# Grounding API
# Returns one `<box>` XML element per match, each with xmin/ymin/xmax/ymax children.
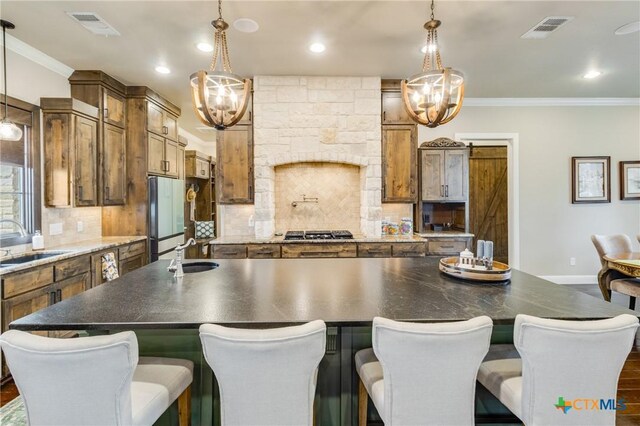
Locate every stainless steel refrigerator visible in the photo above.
<box><xmin>148</xmin><ymin>176</ymin><xmax>185</xmax><ymax>262</ymax></box>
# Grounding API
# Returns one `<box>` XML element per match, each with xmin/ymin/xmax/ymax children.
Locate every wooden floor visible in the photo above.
<box><xmin>1</xmin><ymin>284</ymin><xmax>640</xmax><ymax>424</ymax></box>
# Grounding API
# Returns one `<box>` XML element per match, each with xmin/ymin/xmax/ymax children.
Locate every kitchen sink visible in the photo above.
<box><xmin>181</xmin><ymin>262</ymin><xmax>219</xmax><ymax>273</ymax></box>
<box><xmin>1</xmin><ymin>251</ymin><xmax>73</xmax><ymax>265</ymax></box>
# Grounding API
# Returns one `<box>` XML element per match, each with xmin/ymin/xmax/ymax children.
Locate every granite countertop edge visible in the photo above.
<box><xmin>0</xmin><ymin>236</ymin><xmax>147</xmax><ymax>276</ymax></box>
<box><xmin>210</xmin><ymin>232</ymin><xmax>473</xmax><ymax>245</ymax></box>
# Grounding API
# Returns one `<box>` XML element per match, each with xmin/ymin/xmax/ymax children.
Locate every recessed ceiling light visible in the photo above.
<box><xmin>309</xmin><ymin>42</ymin><xmax>326</xmax><ymax>53</ymax></box>
<box><xmin>155</xmin><ymin>65</ymin><xmax>171</xmax><ymax>74</ymax></box>
<box><xmin>233</xmin><ymin>18</ymin><xmax>259</xmax><ymax>33</ymax></box>
<box><xmin>197</xmin><ymin>42</ymin><xmax>214</xmax><ymax>52</ymax></box>
<box><xmin>615</xmin><ymin>21</ymin><xmax>640</xmax><ymax>35</ymax></box>
<box><xmin>583</xmin><ymin>70</ymin><xmax>601</xmax><ymax>79</ymax></box>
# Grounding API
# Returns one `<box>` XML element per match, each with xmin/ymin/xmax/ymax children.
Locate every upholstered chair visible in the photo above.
<box><xmin>199</xmin><ymin>320</ymin><xmax>326</xmax><ymax>426</ymax></box>
<box><xmin>591</xmin><ymin>234</ymin><xmax>639</xmax><ymax>307</ymax></box>
<box><xmin>355</xmin><ymin>316</ymin><xmax>493</xmax><ymax>426</ymax></box>
<box><xmin>478</xmin><ymin>314</ymin><xmax>638</xmax><ymax>426</ymax></box>
<box><xmin>0</xmin><ymin>330</ymin><xmax>193</xmax><ymax>426</ymax></box>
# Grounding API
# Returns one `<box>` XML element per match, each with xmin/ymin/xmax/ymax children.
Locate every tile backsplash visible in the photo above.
<box><xmin>275</xmin><ymin>162</ymin><xmax>361</xmax><ymax>233</ymax></box>
<box><xmin>42</xmin><ymin>207</ymin><xmax>102</xmax><ymax>246</ymax></box>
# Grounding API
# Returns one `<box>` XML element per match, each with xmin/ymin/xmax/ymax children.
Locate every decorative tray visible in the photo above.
<box><xmin>439</xmin><ymin>257</ymin><xmax>511</xmax><ymax>283</ymax></box>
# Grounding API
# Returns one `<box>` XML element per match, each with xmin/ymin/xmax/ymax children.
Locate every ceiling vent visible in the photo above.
<box><xmin>521</xmin><ymin>16</ymin><xmax>574</xmax><ymax>39</ymax></box>
<box><xmin>66</xmin><ymin>12</ymin><xmax>120</xmax><ymax>36</ymax></box>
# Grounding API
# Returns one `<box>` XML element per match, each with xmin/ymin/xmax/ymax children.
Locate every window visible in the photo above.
<box><xmin>0</xmin><ymin>97</ymin><xmax>41</xmax><ymax>247</ymax></box>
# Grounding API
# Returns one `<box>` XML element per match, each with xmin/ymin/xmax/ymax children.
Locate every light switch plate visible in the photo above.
<box><xmin>49</xmin><ymin>223</ymin><xmax>63</xmax><ymax>235</ymax></box>
<box><xmin>77</xmin><ymin>221</ymin><xmax>84</xmax><ymax>232</ymax></box>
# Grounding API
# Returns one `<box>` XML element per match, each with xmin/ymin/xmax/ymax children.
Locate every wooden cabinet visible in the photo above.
<box><xmin>382</xmin><ymin>91</ymin><xmax>413</xmax><ymax>125</ymax></box>
<box><xmin>391</xmin><ymin>242</ymin><xmax>426</xmax><ymax>257</ymax></box>
<box><xmin>146</xmin><ymin>101</ymin><xmax>180</xmax><ymax>177</ymax></box>
<box><xmin>103</xmin><ymin>89</ymin><xmax>126</xmax><ymax>128</ymax></box>
<box><xmin>103</xmin><ymin>124</ymin><xmax>127</xmax><ymax>204</ymax></box>
<box><xmin>177</xmin><ymin>144</ymin><xmax>185</xmax><ymax>180</ymax></box>
<box><xmin>281</xmin><ymin>244</ymin><xmax>357</xmax><ymax>258</ymax></box>
<box><xmin>217</xmin><ymin>126</ymin><xmax>254</xmax><ymax>203</ymax></box>
<box><xmin>357</xmin><ymin>243</ymin><xmax>392</xmax><ymax>258</ymax></box>
<box><xmin>426</xmin><ymin>237</ymin><xmax>471</xmax><ymax>255</ymax></box>
<box><xmin>382</xmin><ymin>126</ymin><xmax>417</xmax><ymax>202</ymax></box>
<box><xmin>421</xmin><ymin>148</ymin><xmax>469</xmax><ymax>202</ymax></box>
<box><xmin>212</xmin><ymin>244</ymin><xmax>248</xmax><ymax>259</ymax></box>
<box><xmin>247</xmin><ymin>245</ymin><xmax>281</xmax><ymax>259</ymax></box>
<box><xmin>237</xmin><ymin>93</ymin><xmax>253</xmax><ymax>125</ymax></box>
<box><xmin>54</xmin><ymin>255</ymin><xmax>90</xmax><ymax>282</ymax></box>
<box><xmin>118</xmin><ymin>240</ymin><xmax>147</xmax><ymax>274</ymax></box>
<box><xmin>69</xmin><ymin>71</ymin><xmax>127</xmax><ymax>206</ymax></box>
<box><xmin>186</xmin><ymin>150</ymin><xmax>211</xmax><ymax>179</ymax></box>
<box><xmin>42</xmin><ymin>98</ymin><xmax>99</xmax><ymax>207</ymax></box>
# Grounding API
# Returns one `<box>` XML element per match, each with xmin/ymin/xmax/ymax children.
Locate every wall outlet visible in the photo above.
<box><xmin>569</xmin><ymin>257</ymin><xmax>576</xmax><ymax>266</ymax></box>
<box><xmin>77</xmin><ymin>221</ymin><xmax>84</xmax><ymax>232</ymax></box>
<box><xmin>248</xmin><ymin>215</ymin><xmax>255</xmax><ymax>227</ymax></box>
<box><xmin>49</xmin><ymin>223</ymin><xmax>63</xmax><ymax>236</ymax></box>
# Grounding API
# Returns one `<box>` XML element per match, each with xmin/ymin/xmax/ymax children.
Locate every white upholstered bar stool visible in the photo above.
<box><xmin>477</xmin><ymin>314</ymin><xmax>638</xmax><ymax>426</ymax></box>
<box><xmin>199</xmin><ymin>320</ymin><xmax>326</xmax><ymax>426</ymax></box>
<box><xmin>0</xmin><ymin>330</ymin><xmax>193</xmax><ymax>426</ymax></box>
<box><xmin>355</xmin><ymin>316</ymin><xmax>493</xmax><ymax>426</ymax></box>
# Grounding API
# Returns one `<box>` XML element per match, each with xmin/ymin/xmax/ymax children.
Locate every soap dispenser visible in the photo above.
<box><xmin>32</xmin><ymin>230</ymin><xmax>44</xmax><ymax>250</ymax></box>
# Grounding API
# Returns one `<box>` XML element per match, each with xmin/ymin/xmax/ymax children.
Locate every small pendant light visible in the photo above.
<box><xmin>0</xmin><ymin>20</ymin><xmax>23</xmax><ymax>142</ymax></box>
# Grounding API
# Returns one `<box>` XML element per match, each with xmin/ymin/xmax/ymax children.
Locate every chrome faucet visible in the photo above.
<box><xmin>168</xmin><ymin>238</ymin><xmax>196</xmax><ymax>278</ymax></box>
<box><xmin>0</xmin><ymin>219</ymin><xmax>28</xmax><ymax>238</ymax></box>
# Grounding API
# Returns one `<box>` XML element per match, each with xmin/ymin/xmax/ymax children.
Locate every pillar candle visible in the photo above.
<box><xmin>485</xmin><ymin>241</ymin><xmax>494</xmax><ymax>261</ymax></box>
<box><xmin>477</xmin><ymin>240</ymin><xmax>485</xmax><ymax>259</ymax></box>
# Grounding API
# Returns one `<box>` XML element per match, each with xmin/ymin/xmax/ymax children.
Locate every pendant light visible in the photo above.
<box><xmin>190</xmin><ymin>0</ymin><xmax>251</xmax><ymax>130</ymax></box>
<box><xmin>0</xmin><ymin>20</ymin><xmax>23</xmax><ymax>142</ymax></box>
<box><xmin>401</xmin><ymin>0</ymin><xmax>464</xmax><ymax>128</ymax></box>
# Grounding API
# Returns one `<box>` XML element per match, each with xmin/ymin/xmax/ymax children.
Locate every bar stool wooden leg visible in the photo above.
<box><xmin>358</xmin><ymin>378</ymin><xmax>368</xmax><ymax>426</ymax></box>
<box><xmin>178</xmin><ymin>384</ymin><xmax>191</xmax><ymax>426</ymax></box>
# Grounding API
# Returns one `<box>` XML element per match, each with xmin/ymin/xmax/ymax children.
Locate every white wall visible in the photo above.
<box><xmin>418</xmin><ymin>105</ymin><xmax>640</xmax><ymax>277</ymax></box>
<box><xmin>3</xmin><ymin>48</ymin><xmax>102</xmax><ymax>250</ymax></box>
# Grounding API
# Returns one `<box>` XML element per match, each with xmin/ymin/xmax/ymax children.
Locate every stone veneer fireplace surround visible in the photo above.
<box><xmin>250</xmin><ymin>76</ymin><xmax>383</xmax><ymax>239</ymax></box>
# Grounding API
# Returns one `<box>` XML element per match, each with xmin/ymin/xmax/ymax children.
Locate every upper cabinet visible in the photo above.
<box><xmin>382</xmin><ymin>91</ymin><xmax>413</xmax><ymax>125</ymax></box>
<box><xmin>382</xmin><ymin>125</ymin><xmax>417</xmax><ymax>202</ymax></box>
<box><xmin>186</xmin><ymin>150</ymin><xmax>211</xmax><ymax>179</ymax></box>
<box><xmin>381</xmin><ymin>80</ymin><xmax>418</xmax><ymax>204</ymax></box>
<box><xmin>145</xmin><ymin>99</ymin><xmax>181</xmax><ymax>177</ymax></box>
<box><xmin>42</xmin><ymin>98</ymin><xmax>99</xmax><ymax>207</ymax></box>
<box><xmin>217</xmin><ymin>126</ymin><xmax>254</xmax><ymax>204</ymax></box>
<box><xmin>420</xmin><ymin>148</ymin><xmax>469</xmax><ymax>202</ymax></box>
<box><xmin>69</xmin><ymin>71</ymin><xmax>127</xmax><ymax>206</ymax></box>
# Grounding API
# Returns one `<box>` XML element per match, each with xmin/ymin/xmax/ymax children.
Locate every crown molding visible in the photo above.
<box><xmin>1</xmin><ymin>34</ymin><xmax>74</xmax><ymax>78</ymax></box>
<box><xmin>464</xmin><ymin>98</ymin><xmax>640</xmax><ymax>107</ymax></box>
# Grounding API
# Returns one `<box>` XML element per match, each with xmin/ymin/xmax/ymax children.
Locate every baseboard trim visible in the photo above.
<box><xmin>538</xmin><ymin>275</ymin><xmax>598</xmax><ymax>285</ymax></box>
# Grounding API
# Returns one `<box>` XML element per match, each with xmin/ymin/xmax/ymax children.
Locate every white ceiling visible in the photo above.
<box><xmin>2</xmin><ymin>1</ymin><xmax>639</xmax><ymax>138</ymax></box>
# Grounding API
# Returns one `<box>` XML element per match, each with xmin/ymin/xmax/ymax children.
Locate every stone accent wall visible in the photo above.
<box><xmin>249</xmin><ymin>76</ymin><xmax>382</xmax><ymax>238</ymax></box>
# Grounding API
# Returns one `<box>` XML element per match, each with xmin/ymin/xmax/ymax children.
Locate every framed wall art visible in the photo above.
<box><xmin>620</xmin><ymin>161</ymin><xmax>640</xmax><ymax>201</ymax></box>
<box><xmin>571</xmin><ymin>156</ymin><xmax>610</xmax><ymax>204</ymax></box>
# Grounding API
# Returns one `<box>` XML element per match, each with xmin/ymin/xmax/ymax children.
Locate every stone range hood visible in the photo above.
<box><xmin>250</xmin><ymin>76</ymin><xmax>383</xmax><ymax>239</ymax></box>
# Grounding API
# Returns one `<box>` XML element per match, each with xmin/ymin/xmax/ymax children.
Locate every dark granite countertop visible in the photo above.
<box><xmin>10</xmin><ymin>258</ymin><xmax>636</xmax><ymax>330</ymax></box>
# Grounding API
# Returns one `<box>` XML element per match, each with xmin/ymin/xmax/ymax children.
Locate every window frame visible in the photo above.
<box><xmin>0</xmin><ymin>95</ymin><xmax>41</xmax><ymax>247</ymax></box>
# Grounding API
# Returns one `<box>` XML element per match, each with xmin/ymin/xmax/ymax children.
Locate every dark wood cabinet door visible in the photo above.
<box><xmin>444</xmin><ymin>150</ymin><xmax>469</xmax><ymax>202</ymax></box>
<box><xmin>382</xmin><ymin>126</ymin><xmax>416</xmax><ymax>202</ymax></box>
<box><xmin>55</xmin><ymin>272</ymin><xmax>90</xmax><ymax>302</ymax></box>
<box><xmin>177</xmin><ymin>145</ymin><xmax>185</xmax><ymax>180</ymax></box>
<box><xmin>102</xmin><ymin>124</ymin><xmax>127</xmax><ymax>205</ymax></box>
<box><xmin>148</xmin><ymin>132</ymin><xmax>166</xmax><ymax>175</ymax></box>
<box><xmin>103</xmin><ymin>89</ymin><xmax>126</xmax><ymax>128</ymax></box>
<box><xmin>74</xmin><ymin>116</ymin><xmax>98</xmax><ymax>206</ymax></box>
<box><xmin>165</xmin><ymin>139</ymin><xmax>179</xmax><ymax>178</ymax></box>
<box><xmin>217</xmin><ymin>126</ymin><xmax>254</xmax><ymax>203</ymax></box>
<box><xmin>164</xmin><ymin>113</ymin><xmax>178</xmax><ymax>141</ymax></box>
<box><xmin>382</xmin><ymin>92</ymin><xmax>413</xmax><ymax>124</ymax></box>
<box><xmin>119</xmin><ymin>254</ymin><xmax>146</xmax><ymax>275</ymax></box>
<box><xmin>147</xmin><ymin>101</ymin><xmax>165</xmax><ymax>136</ymax></box>
<box><xmin>421</xmin><ymin>150</ymin><xmax>445</xmax><ymax>201</ymax></box>
<box><xmin>44</xmin><ymin>113</ymin><xmax>71</xmax><ymax>207</ymax></box>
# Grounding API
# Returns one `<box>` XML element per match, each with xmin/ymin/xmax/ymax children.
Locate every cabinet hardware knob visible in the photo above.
<box><xmin>50</xmin><ymin>291</ymin><xmax>56</xmax><ymax>306</ymax></box>
<box><xmin>56</xmin><ymin>289</ymin><xmax>62</xmax><ymax>302</ymax></box>
<box><xmin>445</xmin><ymin>185</ymin><xmax>449</xmax><ymax>197</ymax></box>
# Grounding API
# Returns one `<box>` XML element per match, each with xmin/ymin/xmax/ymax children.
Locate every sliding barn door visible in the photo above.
<box><xmin>469</xmin><ymin>146</ymin><xmax>508</xmax><ymax>263</ymax></box>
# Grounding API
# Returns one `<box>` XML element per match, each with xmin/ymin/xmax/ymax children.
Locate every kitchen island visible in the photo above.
<box><xmin>10</xmin><ymin>258</ymin><xmax>637</xmax><ymax>425</ymax></box>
